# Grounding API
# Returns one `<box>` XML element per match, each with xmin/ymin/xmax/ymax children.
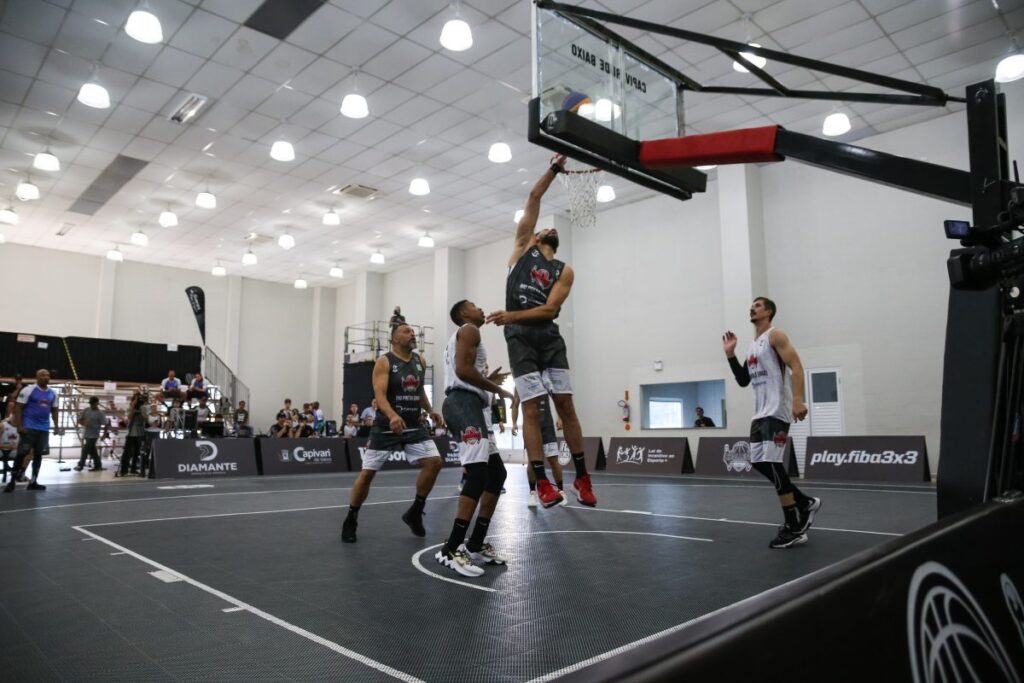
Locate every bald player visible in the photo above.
<box><xmin>487</xmin><ymin>155</ymin><xmax>596</xmax><ymax>508</ymax></box>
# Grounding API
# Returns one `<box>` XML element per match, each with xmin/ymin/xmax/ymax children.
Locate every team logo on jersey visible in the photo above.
<box><xmin>461</xmin><ymin>426</ymin><xmax>482</xmax><ymax>445</ymax></box>
<box><xmin>773</xmin><ymin>431</ymin><xmax>787</xmax><ymax>446</ymax></box>
<box><xmin>392</xmin><ymin>365</ymin><xmax>398</xmax><ymax>372</ymax></box>
<box><xmin>748</xmin><ymin>354</ymin><xmax>758</xmax><ymax>367</ymax></box>
<box><xmin>530</xmin><ymin>266</ymin><xmax>552</xmax><ymax>289</ymax></box>
<box><xmin>401</xmin><ymin>374</ymin><xmax>419</xmax><ymax>391</ymax></box>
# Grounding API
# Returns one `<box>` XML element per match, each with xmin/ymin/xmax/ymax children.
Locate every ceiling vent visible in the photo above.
<box><xmin>333</xmin><ymin>183</ymin><xmax>379</xmax><ymax>199</ymax></box>
<box><xmin>244</xmin><ymin>232</ymin><xmax>275</xmax><ymax>245</ymax></box>
<box><xmin>68</xmin><ymin>155</ymin><xmax>148</xmax><ymax>215</ymax></box>
<box><xmin>169</xmin><ymin>94</ymin><xmax>209</xmax><ymax>124</ymax></box>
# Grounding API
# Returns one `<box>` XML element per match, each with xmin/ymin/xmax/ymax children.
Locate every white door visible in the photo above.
<box><xmin>790</xmin><ymin>368</ymin><xmax>843</xmax><ymax>474</ymax></box>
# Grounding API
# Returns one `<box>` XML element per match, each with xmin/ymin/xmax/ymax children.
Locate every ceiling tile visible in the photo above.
<box><xmin>251</xmin><ymin>42</ymin><xmax>319</xmax><ymax>85</ymax></box>
<box><xmin>2</xmin><ymin>0</ymin><xmax>65</xmax><ymax>45</ymax></box>
<box><xmin>286</xmin><ymin>4</ymin><xmax>360</xmax><ymax>53</ymax></box>
<box><xmin>120</xmin><ymin>78</ymin><xmax>179</xmax><ymax>114</ymax></box>
<box><xmin>168</xmin><ymin>8</ymin><xmax>237</xmax><ymax>59</ymax></box>
<box><xmin>200</xmin><ymin>0</ymin><xmax>264</xmax><ymax>23</ymax></box>
<box><xmin>210</xmin><ymin>26</ymin><xmax>279</xmax><ymax>71</ymax></box>
<box><xmin>290</xmin><ymin>57</ymin><xmax>347</xmax><ymax>97</ymax></box>
<box><xmin>0</xmin><ymin>70</ymin><xmax>33</xmax><ymax>106</ymax></box>
<box><xmin>370</xmin><ymin>0</ymin><xmax>447</xmax><ymax>35</ymax></box>
<box><xmin>145</xmin><ymin>46</ymin><xmax>206</xmax><ymax>88</ymax></box>
<box><xmin>221</xmin><ymin>73</ymin><xmax>279</xmax><ymax>109</ymax></box>
<box><xmin>363</xmin><ymin>38</ymin><xmax>434</xmax><ymax>82</ymax></box>
<box><xmin>393</xmin><ymin>53</ymin><xmax>464</xmax><ymax>91</ymax></box>
<box><xmin>325</xmin><ymin>22</ymin><xmax>399</xmax><ymax>67</ymax></box>
<box><xmin>102</xmin><ymin>31</ymin><xmax>162</xmax><ymax>76</ymax></box>
<box><xmin>185</xmin><ymin>60</ymin><xmax>245</xmax><ymax>98</ymax></box>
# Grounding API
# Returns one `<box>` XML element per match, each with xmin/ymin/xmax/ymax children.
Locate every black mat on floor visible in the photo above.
<box><xmin>0</xmin><ymin>470</ymin><xmax>934</xmax><ymax>681</ymax></box>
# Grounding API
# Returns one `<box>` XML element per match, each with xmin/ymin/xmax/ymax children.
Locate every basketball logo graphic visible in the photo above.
<box><xmin>907</xmin><ymin>561</ymin><xmax>1019</xmax><ymax>683</ymax></box>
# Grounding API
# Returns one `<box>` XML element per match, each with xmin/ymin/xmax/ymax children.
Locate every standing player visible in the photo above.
<box><xmin>723</xmin><ymin>297</ymin><xmax>821</xmax><ymax>548</ymax></box>
<box><xmin>436</xmin><ymin>300</ymin><xmax>513</xmax><ymax>576</ymax></box>
<box><xmin>5</xmin><ymin>369</ymin><xmax>60</xmax><ymax>493</ymax></box>
<box><xmin>511</xmin><ymin>390</ymin><xmax>565</xmax><ymax>507</ymax></box>
<box><xmin>487</xmin><ymin>155</ymin><xmax>596</xmax><ymax>508</ymax></box>
<box><xmin>341</xmin><ymin>324</ymin><xmax>444</xmax><ymax>543</ymax></box>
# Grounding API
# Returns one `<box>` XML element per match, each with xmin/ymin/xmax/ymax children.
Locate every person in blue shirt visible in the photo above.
<box><xmin>5</xmin><ymin>369</ymin><xmax>61</xmax><ymax>492</ymax></box>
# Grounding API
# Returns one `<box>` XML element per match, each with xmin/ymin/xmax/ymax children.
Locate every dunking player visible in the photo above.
<box><xmin>723</xmin><ymin>297</ymin><xmax>821</xmax><ymax>548</ymax></box>
<box><xmin>487</xmin><ymin>155</ymin><xmax>596</xmax><ymax>508</ymax></box>
<box><xmin>511</xmin><ymin>390</ymin><xmax>566</xmax><ymax>507</ymax></box>
<box><xmin>341</xmin><ymin>324</ymin><xmax>444</xmax><ymax>543</ymax></box>
<box><xmin>436</xmin><ymin>300</ymin><xmax>513</xmax><ymax>577</ymax></box>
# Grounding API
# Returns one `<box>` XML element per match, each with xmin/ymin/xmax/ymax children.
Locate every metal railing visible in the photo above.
<box><xmin>343</xmin><ymin>320</ymin><xmax>433</xmax><ymax>363</ymax></box>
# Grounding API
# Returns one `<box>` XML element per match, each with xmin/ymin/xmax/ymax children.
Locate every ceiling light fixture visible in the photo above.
<box><xmin>822</xmin><ymin>111</ymin><xmax>852</xmax><ymax>137</ymax></box>
<box><xmin>270</xmin><ymin>139</ymin><xmax>295</xmax><ymax>162</ymax></box>
<box><xmin>77</xmin><ymin>79</ymin><xmax>111</xmax><ymax>109</ymax></box>
<box><xmin>125</xmin><ymin>3</ymin><xmax>163</xmax><ymax>43</ymax></box>
<box><xmin>440</xmin><ymin>0</ymin><xmax>473</xmax><ymax>51</ymax></box>
<box><xmin>33</xmin><ymin>148</ymin><xmax>60</xmax><ymax>172</ymax></box>
<box><xmin>16</xmin><ymin>180</ymin><xmax>39</xmax><ymax>201</ymax></box>
<box><xmin>278</xmin><ymin>233</ymin><xmax>295</xmax><ymax>250</ymax></box>
<box><xmin>996</xmin><ymin>52</ymin><xmax>1024</xmax><ymax>83</ymax></box>
<box><xmin>488</xmin><ymin>141</ymin><xmax>512</xmax><ymax>163</ymax></box>
<box><xmin>323</xmin><ymin>209</ymin><xmax>340</xmax><ymax>226</ymax></box>
<box><xmin>294</xmin><ymin>276</ymin><xmax>308</xmax><ymax>289</ymax></box>
<box><xmin>732</xmin><ymin>43</ymin><xmax>768</xmax><ymax>73</ymax></box>
<box><xmin>158</xmin><ymin>209</ymin><xmax>177</xmax><ymax>227</ymax></box>
<box><xmin>242</xmin><ymin>249</ymin><xmax>257</xmax><ymax>265</ymax></box>
<box><xmin>130</xmin><ymin>230</ymin><xmax>148</xmax><ymax>246</ymax></box>
<box><xmin>409</xmin><ymin>177</ymin><xmax>430</xmax><ymax>196</ymax></box>
<box><xmin>329</xmin><ymin>265</ymin><xmax>344</xmax><ymax>278</ymax></box>
<box><xmin>418</xmin><ymin>232</ymin><xmax>435</xmax><ymax>248</ymax></box>
<box><xmin>211</xmin><ymin>264</ymin><xmax>226</xmax><ymax>277</ymax></box>
<box><xmin>514</xmin><ymin>209</ymin><xmax>524</xmax><ymax>223</ymax></box>
<box><xmin>0</xmin><ymin>205</ymin><xmax>17</xmax><ymax>225</ymax></box>
<box><xmin>596</xmin><ymin>185</ymin><xmax>616</xmax><ymax>203</ymax></box>
<box><xmin>106</xmin><ymin>246</ymin><xmax>123</xmax><ymax>262</ymax></box>
<box><xmin>370</xmin><ymin>250</ymin><xmax>385</xmax><ymax>265</ymax></box>
<box><xmin>340</xmin><ymin>70</ymin><xmax>369</xmax><ymax>119</ymax></box>
<box><xmin>196</xmin><ymin>189</ymin><xmax>216</xmax><ymax>209</ymax></box>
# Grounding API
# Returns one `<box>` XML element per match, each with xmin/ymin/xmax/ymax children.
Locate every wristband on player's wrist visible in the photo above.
<box><xmin>549</xmin><ymin>163</ymin><xmax>562</xmax><ymax>175</ymax></box>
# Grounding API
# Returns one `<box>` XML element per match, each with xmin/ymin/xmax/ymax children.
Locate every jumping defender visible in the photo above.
<box><xmin>341</xmin><ymin>324</ymin><xmax>445</xmax><ymax>543</ymax></box>
<box><xmin>436</xmin><ymin>300</ymin><xmax>513</xmax><ymax>577</ymax></box>
<box><xmin>487</xmin><ymin>155</ymin><xmax>596</xmax><ymax>508</ymax></box>
<box><xmin>511</xmin><ymin>391</ymin><xmax>566</xmax><ymax>507</ymax></box>
<box><xmin>723</xmin><ymin>297</ymin><xmax>822</xmax><ymax>548</ymax></box>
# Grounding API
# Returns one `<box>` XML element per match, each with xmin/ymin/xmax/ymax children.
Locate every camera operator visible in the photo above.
<box><xmin>118</xmin><ymin>389</ymin><xmax>147</xmax><ymax>476</ymax></box>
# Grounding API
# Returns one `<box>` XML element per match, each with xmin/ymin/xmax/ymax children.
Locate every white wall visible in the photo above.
<box><xmin>0</xmin><ymin>244</ymin><xmax>101</xmax><ymax>337</ymax></box>
<box><xmin>381</xmin><ymin>260</ymin><xmax>433</xmax><ymax>328</ymax></box>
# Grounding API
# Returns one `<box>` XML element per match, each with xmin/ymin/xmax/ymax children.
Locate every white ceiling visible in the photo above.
<box><xmin>0</xmin><ymin>0</ymin><xmax>1021</xmax><ymax>286</ymax></box>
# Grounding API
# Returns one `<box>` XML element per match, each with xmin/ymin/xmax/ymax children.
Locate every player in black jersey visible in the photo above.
<box><xmin>341</xmin><ymin>324</ymin><xmax>445</xmax><ymax>543</ymax></box>
<box><xmin>511</xmin><ymin>390</ymin><xmax>566</xmax><ymax>507</ymax></box>
<box><xmin>487</xmin><ymin>155</ymin><xmax>597</xmax><ymax>508</ymax></box>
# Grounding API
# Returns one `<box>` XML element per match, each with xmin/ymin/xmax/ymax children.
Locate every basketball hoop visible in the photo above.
<box><xmin>558</xmin><ymin>157</ymin><xmax>602</xmax><ymax>229</ymax></box>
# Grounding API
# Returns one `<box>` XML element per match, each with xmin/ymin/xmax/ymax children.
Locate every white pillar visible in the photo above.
<box><xmin>93</xmin><ymin>257</ymin><xmax>117</xmax><ymax>338</ymax></box>
<box><xmin>309</xmin><ymin>286</ymin><xmax>336</xmax><ymax>416</ymax></box>
<box><xmin>432</xmin><ymin>247</ymin><xmax>465</xmax><ymax>406</ymax></box>
<box><xmin>718</xmin><ymin>164</ymin><xmax>767</xmax><ymax>423</ymax></box>
<box><xmin>222</xmin><ymin>274</ymin><xmax>242</xmax><ymax>370</ymax></box>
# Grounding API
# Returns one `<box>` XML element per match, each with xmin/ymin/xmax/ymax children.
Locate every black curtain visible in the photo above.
<box><xmin>63</xmin><ymin>337</ymin><xmax>201</xmax><ymax>384</ymax></box>
<box><xmin>0</xmin><ymin>331</ymin><xmax>69</xmax><ymax>379</ymax></box>
<box><xmin>342</xmin><ymin>361</ymin><xmax>375</xmax><ymax>418</ymax></box>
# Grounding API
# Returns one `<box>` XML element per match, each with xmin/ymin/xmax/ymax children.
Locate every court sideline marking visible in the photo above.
<box><xmin>411</xmin><ymin>529</ymin><xmax>713</xmax><ymax>593</ymax></box>
<box><xmin>72</xmin><ymin>499</ymin><xmax>436</xmax><ymax>683</ymax></box>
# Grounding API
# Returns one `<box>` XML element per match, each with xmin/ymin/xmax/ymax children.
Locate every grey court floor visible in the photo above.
<box><xmin>0</xmin><ymin>468</ymin><xmax>936</xmax><ymax>682</ymax></box>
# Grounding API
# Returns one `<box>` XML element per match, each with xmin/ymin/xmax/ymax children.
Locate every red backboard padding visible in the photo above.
<box><xmin>639</xmin><ymin>126</ymin><xmax>783</xmax><ymax>167</ymax></box>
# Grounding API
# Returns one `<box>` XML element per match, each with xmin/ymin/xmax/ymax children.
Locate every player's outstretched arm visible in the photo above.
<box><xmin>770</xmin><ymin>330</ymin><xmax>808</xmax><ymax>420</ymax></box>
<box><xmin>510</xmin><ymin>155</ymin><xmax>566</xmax><ymax>266</ymax></box>
<box><xmin>453</xmin><ymin>326</ymin><xmax>512</xmax><ymax>399</ymax></box>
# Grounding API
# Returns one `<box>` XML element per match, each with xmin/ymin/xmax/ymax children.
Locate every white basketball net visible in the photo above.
<box><xmin>558</xmin><ymin>157</ymin><xmax>603</xmax><ymax>229</ymax></box>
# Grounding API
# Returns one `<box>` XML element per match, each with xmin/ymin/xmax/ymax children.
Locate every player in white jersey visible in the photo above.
<box><xmin>723</xmin><ymin>297</ymin><xmax>822</xmax><ymax>549</ymax></box>
<box><xmin>436</xmin><ymin>299</ymin><xmax>514</xmax><ymax>577</ymax></box>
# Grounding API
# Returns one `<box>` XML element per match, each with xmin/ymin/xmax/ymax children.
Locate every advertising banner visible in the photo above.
<box><xmin>152</xmin><ymin>438</ymin><xmax>257</xmax><ymax>479</ymax></box>
<box><xmin>553</xmin><ymin>436</ymin><xmax>607</xmax><ymax>471</ymax></box>
<box><xmin>695</xmin><ymin>436</ymin><xmax>799</xmax><ymax>477</ymax></box>
<box><xmin>605</xmin><ymin>437</ymin><xmax>693</xmax><ymax>474</ymax></box>
<box><xmin>259</xmin><ymin>438</ymin><xmax>348</xmax><ymax>476</ymax></box>
<box><xmin>804</xmin><ymin>436</ymin><xmax>930</xmax><ymax>482</ymax></box>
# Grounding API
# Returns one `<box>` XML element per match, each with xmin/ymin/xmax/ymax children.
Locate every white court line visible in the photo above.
<box><xmin>411</xmin><ymin>530</ymin><xmax>713</xmax><ymax>594</ymax></box>
<box><xmin>523</xmin><ymin>559</ymin><xmax>838</xmax><ymax>683</ymax></box>
<box><xmin>149</xmin><ymin>570</ymin><xmax>183</xmax><ymax>583</ymax></box>
<box><xmin>222</xmin><ymin>606</ymin><xmax>245</xmax><ymax>613</ymax></box>
<box><xmin>592</xmin><ymin>482</ymin><xmax>936</xmax><ymax>495</ymax></box>
<box><xmin>74</xmin><ymin>525</ymin><xmax>425</xmax><ymax>683</ymax></box>
<box><xmin>78</xmin><ymin>496</ymin><xmax>459</xmax><ymax>529</ymax></box>
<box><xmin>563</xmin><ymin>504</ymin><xmax>901</xmax><ymax>536</ymax></box>
<box><xmin>0</xmin><ymin>484</ymin><xmax>419</xmax><ymax>515</ymax></box>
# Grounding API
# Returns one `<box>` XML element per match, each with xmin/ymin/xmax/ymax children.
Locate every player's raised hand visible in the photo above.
<box><xmin>722</xmin><ymin>331</ymin><xmax>738</xmax><ymax>358</ymax></box>
<box><xmin>486</xmin><ymin>310</ymin><xmax>514</xmax><ymax>326</ymax></box>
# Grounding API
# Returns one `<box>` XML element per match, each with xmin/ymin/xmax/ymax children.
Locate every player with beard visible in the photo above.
<box><xmin>487</xmin><ymin>155</ymin><xmax>597</xmax><ymax>508</ymax></box>
<box><xmin>436</xmin><ymin>299</ymin><xmax>514</xmax><ymax>576</ymax></box>
<box><xmin>723</xmin><ymin>297</ymin><xmax>821</xmax><ymax>548</ymax></box>
<box><xmin>341</xmin><ymin>324</ymin><xmax>445</xmax><ymax>543</ymax></box>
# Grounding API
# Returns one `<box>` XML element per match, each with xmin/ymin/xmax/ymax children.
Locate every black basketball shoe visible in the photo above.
<box><xmin>796</xmin><ymin>497</ymin><xmax>822</xmax><ymax>534</ymax></box>
<box><xmin>402</xmin><ymin>508</ymin><xmax>426</xmax><ymax>537</ymax></box>
<box><xmin>341</xmin><ymin>516</ymin><xmax>357</xmax><ymax>543</ymax></box>
<box><xmin>769</xmin><ymin>525</ymin><xmax>807</xmax><ymax>549</ymax></box>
